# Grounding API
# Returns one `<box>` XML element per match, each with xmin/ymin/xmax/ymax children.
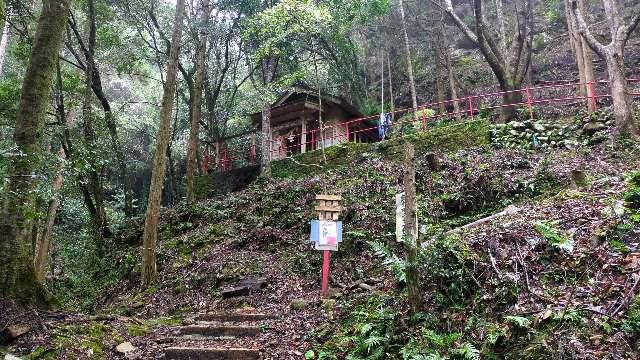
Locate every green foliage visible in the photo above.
<box><xmin>505</xmin><ymin>315</ymin><xmax>531</xmax><ymax>329</ymax></box>
<box><xmin>369</xmin><ymin>241</ymin><xmax>407</xmax><ymax>283</ymax></box>
<box><xmin>401</xmin><ymin>328</ymin><xmax>461</xmax><ymax>359</ymax></box>
<box><xmin>127</xmin><ymin>323</ymin><xmax>151</xmax><ymax>336</ymax></box>
<box><xmin>534</xmin><ymin>220</ymin><xmax>574</xmax><ymax>253</ymax></box>
<box><xmin>313</xmin><ymin>295</ymin><xmax>399</xmax><ymax>359</ymax></box>
<box><xmin>270</xmin><ymin>119</ymin><xmax>490</xmax><ymax>180</ymax></box>
<box><xmin>396</xmin><ymin>108</ymin><xmax>437</xmax><ymax>132</ymax></box>
<box><xmin>34</xmin><ymin>322</ymin><xmax>124</xmax><ymax>359</ymax></box>
<box><xmin>623</xmin><ymin>295</ymin><xmax>640</xmax><ymax>335</ymax></box>
<box><xmin>624</xmin><ymin>171</ymin><xmax>640</xmax><ymax>211</ymax></box>
<box><xmin>420</xmin><ymin>234</ymin><xmax>476</xmax><ymax>308</ymax></box>
<box><xmin>516</xmin><ymin>157</ymin><xmax>564</xmax><ymax>197</ymax></box>
<box><xmin>244</xmin><ymin>0</ymin><xmax>332</xmax><ymax>60</ymax></box>
<box><xmin>450</xmin><ymin>343</ymin><xmax>480</xmax><ymax>360</ymax></box>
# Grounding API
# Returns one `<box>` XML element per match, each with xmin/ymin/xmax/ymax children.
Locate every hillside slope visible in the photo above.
<box><xmin>2</xmin><ymin>116</ymin><xmax>640</xmax><ymax>359</ymax></box>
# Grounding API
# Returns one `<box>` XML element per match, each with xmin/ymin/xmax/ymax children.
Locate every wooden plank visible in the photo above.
<box><xmin>316</xmin><ymin>194</ymin><xmax>342</xmax><ymax>201</ymax></box>
<box><xmin>315</xmin><ymin>205</ymin><xmax>342</xmax><ymax>212</ymax></box>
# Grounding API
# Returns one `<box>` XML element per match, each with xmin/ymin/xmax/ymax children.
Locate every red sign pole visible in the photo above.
<box><xmin>321</xmin><ymin>250</ymin><xmax>330</xmax><ymax>296</ymax></box>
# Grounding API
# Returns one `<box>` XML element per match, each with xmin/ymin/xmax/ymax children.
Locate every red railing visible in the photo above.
<box><xmin>209</xmin><ymin>78</ymin><xmax>640</xmax><ymax>171</ymax></box>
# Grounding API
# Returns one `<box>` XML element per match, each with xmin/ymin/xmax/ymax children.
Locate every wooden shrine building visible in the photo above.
<box><xmin>250</xmin><ymin>84</ymin><xmax>375</xmax><ymax>160</ymax></box>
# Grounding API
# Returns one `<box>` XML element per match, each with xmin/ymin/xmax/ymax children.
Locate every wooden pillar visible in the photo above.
<box><xmin>301</xmin><ymin>117</ymin><xmax>307</xmax><ymax>154</ymax></box>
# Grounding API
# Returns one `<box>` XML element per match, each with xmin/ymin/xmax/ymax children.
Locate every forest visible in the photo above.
<box><xmin>1</xmin><ymin>0</ymin><xmax>640</xmax><ymax>358</ymax></box>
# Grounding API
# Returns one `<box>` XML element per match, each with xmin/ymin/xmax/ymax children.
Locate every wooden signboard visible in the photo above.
<box><xmin>314</xmin><ymin>194</ymin><xmax>342</xmax><ymax>296</ymax></box>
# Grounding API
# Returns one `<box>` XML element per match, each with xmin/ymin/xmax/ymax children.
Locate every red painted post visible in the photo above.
<box><xmin>203</xmin><ymin>152</ymin><xmax>209</xmax><ymax>173</ymax></box>
<box><xmin>588</xmin><ymin>81</ymin><xmax>598</xmax><ymax>111</ymax></box>
<box><xmin>321</xmin><ymin>250</ymin><xmax>330</xmax><ymax>296</ymax></box>
<box><xmin>525</xmin><ymin>87</ymin><xmax>534</xmax><ymax>120</ymax></box>
<box><xmin>345</xmin><ymin>122</ymin><xmax>350</xmax><ymax>143</ymax></box>
<box><xmin>467</xmin><ymin>96</ymin><xmax>474</xmax><ymax>120</ymax></box>
<box><xmin>249</xmin><ymin>145</ymin><xmax>256</xmax><ymax>166</ymax></box>
<box><xmin>311</xmin><ymin>130</ymin><xmax>316</xmax><ymax>150</ymax></box>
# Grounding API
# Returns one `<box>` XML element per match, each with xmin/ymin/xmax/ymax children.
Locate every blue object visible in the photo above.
<box><xmin>378</xmin><ymin>113</ymin><xmax>392</xmax><ymax>140</ymax></box>
<box><xmin>310</xmin><ymin>220</ymin><xmax>319</xmax><ymax>243</ymax></box>
<box><xmin>310</xmin><ymin>220</ymin><xmax>343</xmax><ymax>243</ymax></box>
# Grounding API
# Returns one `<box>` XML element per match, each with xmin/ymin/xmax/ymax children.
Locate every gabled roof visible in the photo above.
<box><xmin>251</xmin><ymin>84</ymin><xmax>362</xmax><ymax>125</ymax></box>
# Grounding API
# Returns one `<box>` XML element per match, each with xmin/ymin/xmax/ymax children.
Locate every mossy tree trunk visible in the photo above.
<box><xmin>0</xmin><ymin>0</ymin><xmax>70</xmax><ymax>302</ymax></box>
<box><xmin>186</xmin><ymin>0</ymin><xmax>211</xmax><ymax>204</ymax></box>
<box><xmin>141</xmin><ymin>0</ymin><xmax>185</xmax><ymax>286</ymax></box>
<box><xmin>260</xmin><ymin>56</ymin><xmax>277</xmax><ymax>177</ymax></box>
<box><xmin>34</xmin><ymin>110</ymin><xmax>75</xmax><ymax>284</ymax></box>
<box><xmin>404</xmin><ymin>142</ymin><xmax>422</xmax><ymax>316</ymax></box>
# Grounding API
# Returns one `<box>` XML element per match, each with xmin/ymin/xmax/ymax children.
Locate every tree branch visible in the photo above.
<box><xmin>570</xmin><ymin>0</ymin><xmax>607</xmax><ymax>57</ymax></box>
<box><xmin>436</xmin><ymin>0</ymin><xmax>479</xmax><ymax>44</ymax></box>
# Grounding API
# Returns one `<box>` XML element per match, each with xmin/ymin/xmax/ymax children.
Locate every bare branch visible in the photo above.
<box><xmin>570</xmin><ymin>0</ymin><xmax>607</xmax><ymax>57</ymax></box>
<box><xmin>434</xmin><ymin>0</ymin><xmax>479</xmax><ymax>44</ymax></box>
<box><xmin>620</xmin><ymin>13</ymin><xmax>640</xmax><ymax>47</ymax></box>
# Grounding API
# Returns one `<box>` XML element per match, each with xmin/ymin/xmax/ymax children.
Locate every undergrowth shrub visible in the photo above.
<box><xmin>420</xmin><ymin>234</ymin><xmax>476</xmax><ymax>309</ymax></box>
<box><xmin>313</xmin><ymin>295</ymin><xmax>400</xmax><ymax>359</ymax></box>
<box><xmin>370</xmin><ymin>234</ymin><xmax>476</xmax><ymax>310</ymax></box>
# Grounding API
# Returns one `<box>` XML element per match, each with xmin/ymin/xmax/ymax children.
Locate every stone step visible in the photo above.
<box><xmin>164</xmin><ymin>347</ymin><xmax>261</xmax><ymax>360</ymax></box>
<box><xmin>194</xmin><ymin>313</ymin><xmax>274</xmax><ymax>322</ymax></box>
<box><xmin>179</xmin><ymin>325</ymin><xmax>261</xmax><ymax>338</ymax></box>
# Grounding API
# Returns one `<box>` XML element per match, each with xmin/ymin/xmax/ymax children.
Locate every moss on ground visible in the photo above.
<box><xmin>271</xmin><ymin>119</ymin><xmax>490</xmax><ymax>179</ymax></box>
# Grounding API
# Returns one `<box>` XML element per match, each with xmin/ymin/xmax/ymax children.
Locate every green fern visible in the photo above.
<box><xmin>369</xmin><ymin>241</ymin><xmax>407</xmax><ymax>282</ymax></box>
<box><xmin>534</xmin><ymin>220</ymin><xmax>574</xmax><ymax>252</ymax></box>
<box><xmin>505</xmin><ymin>315</ymin><xmax>531</xmax><ymax>328</ymax></box>
<box><xmin>452</xmin><ymin>343</ymin><xmax>480</xmax><ymax>360</ymax></box>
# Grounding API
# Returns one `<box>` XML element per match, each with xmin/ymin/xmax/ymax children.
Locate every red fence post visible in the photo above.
<box><xmin>588</xmin><ymin>81</ymin><xmax>598</xmax><ymax>112</ymax></box>
<box><xmin>467</xmin><ymin>96</ymin><xmax>474</xmax><ymax>120</ymax></box>
<box><xmin>345</xmin><ymin>122</ymin><xmax>350</xmax><ymax>143</ymax></box>
<box><xmin>525</xmin><ymin>87</ymin><xmax>534</xmax><ymax>120</ymax></box>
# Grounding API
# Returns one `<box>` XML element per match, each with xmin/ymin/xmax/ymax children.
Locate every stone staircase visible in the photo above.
<box><xmin>163</xmin><ymin>312</ymin><xmax>273</xmax><ymax>359</ymax></box>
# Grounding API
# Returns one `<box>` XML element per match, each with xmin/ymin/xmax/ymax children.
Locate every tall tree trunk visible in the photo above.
<box><xmin>433</xmin><ymin>13</ymin><xmax>447</xmax><ymax>114</ymax></box>
<box><xmin>571</xmin><ymin>0</ymin><xmax>640</xmax><ymax>136</ymax></box>
<box><xmin>501</xmin><ymin>84</ymin><xmax>524</xmax><ymax>121</ymax></box>
<box><xmin>607</xmin><ymin>52</ymin><xmax>636</xmax><ymax>134</ymax></box>
<box><xmin>565</xmin><ymin>0</ymin><xmax>595</xmax><ymax>107</ymax></box>
<box><xmin>83</xmin><ymin>0</ymin><xmax>109</xmax><ymax>245</ymax></box>
<box><xmin>436</xmin><ymin>7</ymin><xmax>461</xmax><ymax>117</ymax></box>
<box><xmin>0</xmin><ymin>12</ymin><xmax>10</xmax><ymax>76</ymax></box>
<box><xmin>34</xmin><ymin>110</ymin><xmax>75</xmax><ymax>283</ymax></box>
<box><xmin>167</xmin><ymin>144</ymin><xmax>178</xmax><ymax>204</ymax></box>
<box><xmin>186</xmin><ymin>0</ymin><xmax>211</xmax><ymax>204</ymax></box>
<box><xmin>398</xmin><ymin>0</ymin><xmax>418</xmax><ymax>116</ymax></box>
<box><xmin>494</xmin><ymin>0</ymin><xmax>507</xmax><ymax>53</ymax></box>
<box><xmin>386</xmin><ymin>52</ymin><xmax>395</xmax><ymax>120</ymax></box>
<box><xmin>260</xmin><ymin>57</ymin><xmax>276</xmax><ymax>176</ymax></box>
<box><xmin>141</xmin><ymin>0</ymin><xmax>185</xmax><ymax>285</ymax></box>
<box><xmin>403</xmin><ymin>142</ymin><xmax>421</xmax><ymax>315</ymax></box>
<box><xmin>578</xmin><ymin>0</ymin><xmax>595</xmax><ymax>104</ymax></box>
<box><xmin>434</xmin><ymin>46</ymin><xmax>446</xmax><ymax>113</ymax></box>
<box><xmin>0</xmin><ymin>0</ymin><xmax>70</xmax><ymax>302</ymax></box>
